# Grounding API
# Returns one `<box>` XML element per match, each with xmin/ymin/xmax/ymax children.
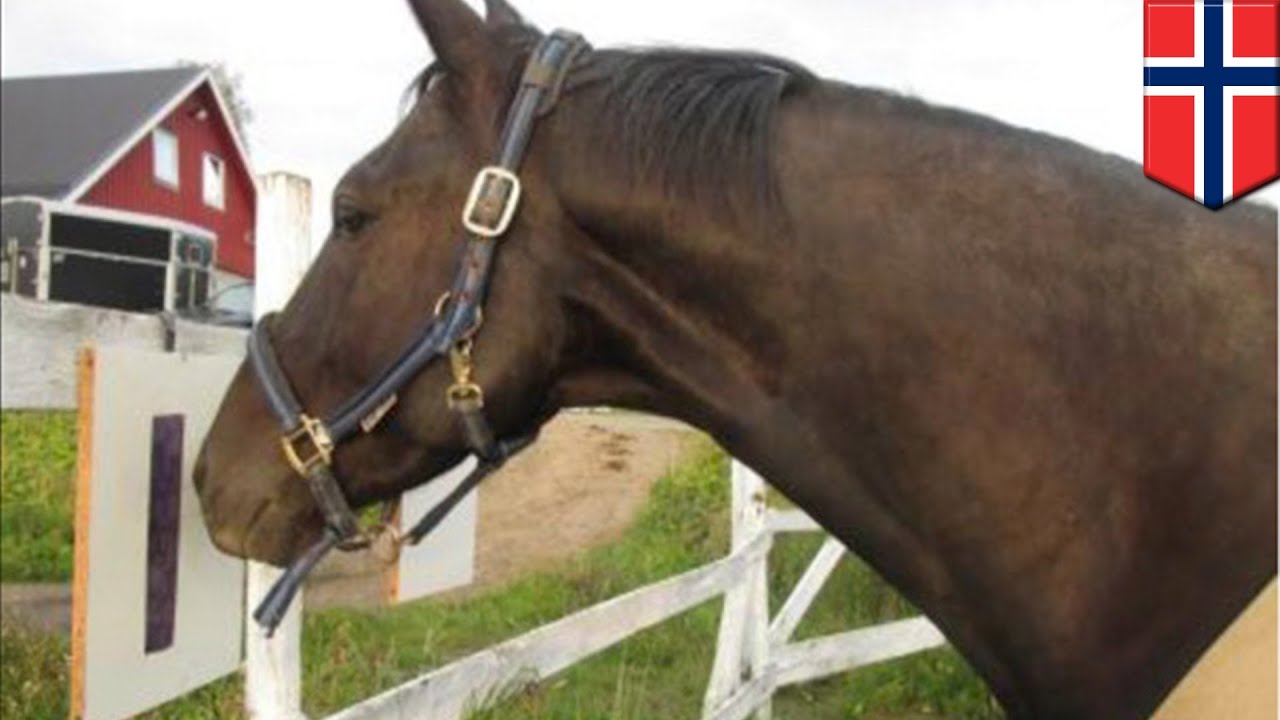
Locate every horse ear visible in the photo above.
<box><xmin>407</xmin><ymin>0</ymin><xmax>489</xmax><ymax>72</ymax></box>
<box><xmin>484</xmin><ymin>0</ymin><xmax>524</xmax><ymax>28</ymax></box>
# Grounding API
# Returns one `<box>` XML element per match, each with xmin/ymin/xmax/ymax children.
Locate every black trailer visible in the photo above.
<box><xmin>1</xmin><ymin>197</ymin><xmax>215</xmax><ymax>314</ymax></box>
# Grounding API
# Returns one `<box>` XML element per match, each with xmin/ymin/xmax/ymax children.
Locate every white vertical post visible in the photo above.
<box><xmin>704</xmin><ymin>460</ymin><xmax>773</xmax><ymax>719</ymax></box>
<box><xmin>245</xmin><ymin>172</ymin><xmax>313</xmax><ymax>720</ymax></box>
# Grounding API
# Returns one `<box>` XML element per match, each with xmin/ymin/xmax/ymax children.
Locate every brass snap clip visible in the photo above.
<box><xmin>446</xmin><ymin>339</ymin><xmax>485</xmax><ymax>411</ymax></box>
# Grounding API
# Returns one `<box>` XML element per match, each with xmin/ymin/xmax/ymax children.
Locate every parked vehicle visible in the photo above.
<box><xmin>180</xmin><ymin>280</ymin><xmax>253</xmax><ymax>328</ymax></box>
<box><xmin>1</xmin><ymin>197</ymin><xmax>216</xmax><ymax>314</ymax></box>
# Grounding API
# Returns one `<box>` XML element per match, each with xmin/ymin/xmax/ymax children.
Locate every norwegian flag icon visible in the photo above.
<box><xmin>1144</xmin><ymin>0</ymin><xmax>1279</xmax><ymax>208</ymax></box>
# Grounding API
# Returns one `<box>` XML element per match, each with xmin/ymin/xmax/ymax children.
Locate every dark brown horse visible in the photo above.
<box><xmin>194</xmin><ymin>1</ymin><xmax>1277</xmax><ymax>717</ymax></box>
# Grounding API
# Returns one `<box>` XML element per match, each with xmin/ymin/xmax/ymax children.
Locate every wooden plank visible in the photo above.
<box><xmin>709</xmin><ymin>617</ymin><xmax>947</xmax><ymax>720</ymax></box>
<box><xmin>1</xmin><ymin>295</ymin><xmax>164</xmax><ymax>409</ymax></box>
<box><xmin>324</xmin><ymin>534</ymin><xmax>770</xmax><ymax>720</ymax></box>
<box><xmin>766</xmin><ymin>509</ymin><xmax>820</xmax><ymax>534</ymax></box>
<box><xmin>72</xmin><ymin>347</ymin><xmax>244</xmax><ymax>720</ymax></box>
<box><xmin>172</xmin><ymin>318</ymin><xmax>246</xmax><ymax>356</ymax></box>
<box><xmin>772</xmin><ymin>617</ymin><xmax>947</xmax><ymax>688</ymax></box>
<box><xmin>69</xmin><ymin>348</ymin><xmax>96</xmax><ymax>719</ymax></box>
<box><xmin>392</xmin><ymin>458</ymin><xmax>478</xmax><ymax>604</ymax></box>
<box><xmin>767</xmin><ymin>537</ymin><xmax>846</xmax><ymax>646</ymax></box>
<box><xmin>741</xmin><ymin>532</ymin><xmax>771</xmax><ymax>720</ymax></box>
<box><xmin>244</xmin><ymin>565</ymin><xmax>305</xmax><ymax>720</ymax></box>
<box><xmin>0</xmin><ymin>295</ymin><xmax>245</xmax><ymax>410</ymax></box>
<box><xmin>244</xmin><ymin>171</ymin><xmax>312</xmax><ymax>720</ymax></box>
<box><xmin>704</xmin><ymin>462</ymin><xmax>772</xmax><ymax>720</ymax></box>
<box><xmin>705</xmin><ymin>674</ymin><xmax>776</xmax><ymax>720</ymax></box>
<box><xmin>70</xmin><ymin>345</ymin><xmax>245</xmax><ymax>712</ymax></box>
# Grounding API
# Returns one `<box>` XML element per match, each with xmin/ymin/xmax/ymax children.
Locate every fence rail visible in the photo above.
<box><xmin>0</xmin><ymin>294</ymin><xmax>245</xmax><ymax>409</ymax></box>
<box><xmin>313</xmin><ymin>462</ymin><xmax>947</xmax><ymax>720</ymax></box>
<box><xmin>326</xmin><ymin>535</ymin><xmax>772</xmax><ymax>720</ymax></box>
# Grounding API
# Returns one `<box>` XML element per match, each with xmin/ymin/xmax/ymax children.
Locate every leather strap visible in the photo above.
<box><xmin>252</xmin><ymin>528</ymin><xmax>343</xmax><ymax>633</ymax></box>
<box><xmin>404</xmin><ymin>433</ymin><xmax>537</xmax><ymax>545</ymax></box>
<box><xmin>248</xmin><ymin>317</ymin><xmax>304</xmax><ymax>428</ymax></box>
<box><xmin>303</xmin><ymin>462</ymin><xmax>361</xmax><ymax>540</ymax></box>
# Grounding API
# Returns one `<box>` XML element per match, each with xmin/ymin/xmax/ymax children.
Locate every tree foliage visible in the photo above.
<box><xmin>176</xmin><ymin>60</ymin><xmax>254</xmax><ymax>152</ymax></box>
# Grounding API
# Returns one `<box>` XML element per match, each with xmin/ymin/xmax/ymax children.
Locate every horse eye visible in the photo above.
<box><xmin>334</xmin><ymin>205</ymin><xmax>374</xmax><ymax>238</ymax></box>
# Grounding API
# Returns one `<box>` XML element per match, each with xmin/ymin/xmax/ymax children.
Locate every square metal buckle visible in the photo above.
<box><xmin>462</xmin><ymin>166</ymin><xmax>522</xmax><ymax>238</ymax></box>
<box><xmin>280</xmin><ymin>414</ymin><xmax>334</xmax><ymax>476</ymax></box>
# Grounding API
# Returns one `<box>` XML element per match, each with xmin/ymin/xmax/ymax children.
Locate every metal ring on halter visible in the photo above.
<box><xmin>432</xmin><ymin>291</ymin><xmax>485</xmax><ymax>339</ymax></box>
<box><xmin>336</xmin><ymin>498</ymin><xmax>403</xmax><ymax>553</ymax></box>
<box><xmin>368</xmin><ymin>501</ymin><xmax>407</xmax><ymax>563</ymax></box>
<box><xmin>432</xmin><ymin>290</ymin><xmax>452</xmax><ymax>318</ymax></box>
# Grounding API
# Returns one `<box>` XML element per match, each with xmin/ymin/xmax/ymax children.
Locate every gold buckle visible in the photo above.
<box><xmin>280</xmin><ymin>414</ymin><xmax>334</xmax><ymax>476</ymax></box>
<box><xmin>461</xmin><ymin>166</ymin><xmax>522</xmax><ymax>238</ymax></box>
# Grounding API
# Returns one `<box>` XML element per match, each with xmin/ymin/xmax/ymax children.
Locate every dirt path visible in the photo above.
<box><xmin>470</xmin><ymin>411</ymin><xmax>696</xmax><ymax>589</ymax></box>
<box><xmin>0</xmin><ymin>583</ymin><xmax>69</xmax><ymax>634</ymax></box>
<box><xmin>307</xmin><ymin>411</ymin><xmax>699</xmax><ymax>607</ymax></box>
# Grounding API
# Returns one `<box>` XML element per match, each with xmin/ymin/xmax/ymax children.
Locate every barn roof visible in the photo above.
<box><xmin>0</xmin><ymin>66</ymin><xmax>244</xmax><ymax>199</ymax></box>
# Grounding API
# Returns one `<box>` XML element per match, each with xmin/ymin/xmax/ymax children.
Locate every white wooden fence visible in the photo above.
<box><xmin>306</xmin><ymin>461</ymin><xmax>947</xmax><ymax>720</ymax></box>
<box><xmin>1</xmin><ymin>171</ymin><xmax>949</xmax><ymax>719</ymax></box>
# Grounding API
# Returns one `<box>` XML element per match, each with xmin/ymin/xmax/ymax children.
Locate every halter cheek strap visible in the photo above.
<box><xmin>246</xmin><ymin>30</ymin><xmax>590</xmax><ymax>635</ymax></box>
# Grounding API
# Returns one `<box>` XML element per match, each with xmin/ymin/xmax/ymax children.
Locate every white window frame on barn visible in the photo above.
<box><xmin>152</xmin><ymin>127</ymin><xmax>180</xmax><ymax>189</ymax></box>
<box><xmin>202</xmin><ymin>152</ymin><xmax>226</xmax><ymax>210</ymax></box>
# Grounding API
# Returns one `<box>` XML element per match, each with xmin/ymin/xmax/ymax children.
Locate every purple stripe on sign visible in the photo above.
<box><xmin>145</xmin><ymin>414</ymin><xmax>184</xmax><ymax>654</ymax></box>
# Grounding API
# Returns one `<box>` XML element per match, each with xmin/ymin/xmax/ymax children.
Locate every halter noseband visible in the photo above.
<box><xmin>246</xmin><ymin>30</ymin><xmax>589</xmax><ymax>635</ymax></box>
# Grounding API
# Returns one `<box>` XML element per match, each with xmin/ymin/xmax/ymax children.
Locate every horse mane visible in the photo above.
<box><xmin>406</xmin><ymin>35</ymin><xmax>818</xmax><ymax>218</ymax></box>
<box><xmin>578</xmin><ymin>47</ymin><xmax>817</xmax><ymax>213</ymax></box>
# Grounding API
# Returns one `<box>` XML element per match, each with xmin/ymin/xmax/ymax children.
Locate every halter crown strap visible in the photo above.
<box><xmin>247</xmin><ymin>29</ymin><xmax>588</xmax><ymax>635</ymax></box>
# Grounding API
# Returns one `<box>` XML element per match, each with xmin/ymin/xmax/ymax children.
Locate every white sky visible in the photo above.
<box><xmin>2</xmin><ymin>0</ymin><xmax>1277</xmax><ymax>238</ymax></box>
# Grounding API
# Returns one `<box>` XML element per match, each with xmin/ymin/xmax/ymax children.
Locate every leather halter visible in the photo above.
<box><xmin>247</xmin><ymin>30</ymin><xmax>589</xmax><ymax>635</ymax></box>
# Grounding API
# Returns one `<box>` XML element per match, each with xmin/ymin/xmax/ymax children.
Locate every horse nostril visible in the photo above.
<box><xmin>193</xmin><ymin>445</ymin><xmax>210</xmax><ymax>493</ymax></box>
<box><xmin>210</xmin><ymin>526</ymin><xmax>247</xmax><ymax>558</ymax></box>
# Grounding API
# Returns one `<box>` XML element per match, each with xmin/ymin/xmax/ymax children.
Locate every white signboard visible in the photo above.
<box><xmin>393</xmin><ymin>458</ymin><xmax>478</xmax><ymax>603</ymax></box>
<box><xmin>71</xmin><ymin>346</ymin><xmax>244</xmax><ymax>720</ymax></box>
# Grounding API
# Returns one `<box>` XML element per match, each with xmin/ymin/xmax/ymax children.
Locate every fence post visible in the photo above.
<box><xmin>703</xmin><ymin>460</ymin><xmax>773</xmax><ymax>719</ymax></box>
<box><xmin>244</xmin><ymin>172</ymin><xmax>314</xmax><ymax>720</ymax></box>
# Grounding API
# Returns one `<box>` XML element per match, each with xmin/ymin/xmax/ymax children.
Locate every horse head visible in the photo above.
<box><xmin>196</xmin><ymin>0</ymin><xmax>600</xmax><ymax>565</ymax></box>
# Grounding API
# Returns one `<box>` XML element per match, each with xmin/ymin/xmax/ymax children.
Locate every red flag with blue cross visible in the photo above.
<box><xmin>1144</xmin><ymin>0</ymin><xmax>1279</xmax><ymax>208</ymax></box>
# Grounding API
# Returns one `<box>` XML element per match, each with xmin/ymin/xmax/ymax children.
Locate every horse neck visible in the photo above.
<box><xmin>543</xmin><ymin>84</ymin><xmax>1037</xmax><ymax>701</ymax></box>
<box><xmin>543</xmin><ymin>83</ymin><xmax>965</xmax><ymax>505</ymax></box>
<box><xmin>544</xmin><ymin>80</ymin><xmax>1276</xmax><ymax>720</ymax></box>
<box><xmin>543</xmin><ymin>86</ymin><xmax>978</xmax><ymax>642</ymax></box>
<box><xmin>543</xmin><ymin>135</ymin><xmax>810</xmax><ymax>452</ymax></box>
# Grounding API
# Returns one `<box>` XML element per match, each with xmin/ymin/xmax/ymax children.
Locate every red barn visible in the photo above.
<box><xmin>1</xmin><ymin>67</ymin><xmax>257</xmax><ymax>283</ymax></box>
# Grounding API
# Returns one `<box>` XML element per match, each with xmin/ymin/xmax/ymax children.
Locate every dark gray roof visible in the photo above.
<box><xmin>1</xmin><ymin>66</ymin><xmax>204</xmax><ymax>198</ymax></box>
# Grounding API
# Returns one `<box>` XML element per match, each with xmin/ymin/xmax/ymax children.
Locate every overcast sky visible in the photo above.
<box><xmin>2</xmin><ymin>0</ymin><xmax>1277</xmax><ymax>239</ymax></box>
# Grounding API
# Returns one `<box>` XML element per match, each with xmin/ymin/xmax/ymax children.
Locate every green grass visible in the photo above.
<box><xmin>0</xmin><ymin>620</ymin><xmax>71</xmax><ymax>720</ymax></box>
<box><xmin>0</xmin><ymin>432</ymin><xmax>1000</xmax><ymax>719</ymax></box>
<box><xmin>1</xmin><ymin>411</ymin><xmax>77</xmax><ymax>582</ymax></box>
